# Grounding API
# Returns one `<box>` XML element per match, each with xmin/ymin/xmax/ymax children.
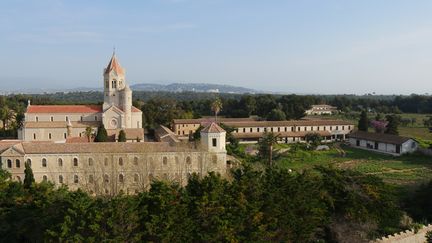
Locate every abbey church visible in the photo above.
<box><xmin>1</xmin><ymin>54</ymin><xmax>228</xmax><ymax>195</ymax></box>
<box><xmin>18</xmin><ymin>53</ymin><xmax>144</xmax><ymax>142</ymax></box>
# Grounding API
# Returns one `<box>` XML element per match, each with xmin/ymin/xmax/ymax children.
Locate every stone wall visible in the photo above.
<box><xmin>371</xmin><ymin>224</ymin><xmax>432</xmax><ymax>243</ymax></box>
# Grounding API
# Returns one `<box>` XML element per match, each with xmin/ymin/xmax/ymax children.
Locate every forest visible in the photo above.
<box><xmin>2</xmin><ymin>164</ymin><xmax>432</xmax><ymax>242</ymax></box>
<box><xmin>1</xmin><ymin>91</ymin><xmax>431</xmax><ymax>132</ymax></box>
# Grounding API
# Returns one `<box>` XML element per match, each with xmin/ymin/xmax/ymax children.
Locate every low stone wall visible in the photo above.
<box><xmin>371</xmin><ymin>224</ymin><xmax>432</xmax><ymax>243</ymax></box>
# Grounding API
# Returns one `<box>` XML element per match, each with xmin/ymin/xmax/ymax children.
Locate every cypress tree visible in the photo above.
<box><xmin>95</xmin><ymin>124</ymin><xmax>108</xmax><ymax>142</ymax></box>
<box><xmin>23</xmin><ymin>161</ymin><xmax>34</xmax><ymax>189</ymax></box>
<box><xmin>118</xmin><ymin>130</ymin><xmax>127</xmax><ymax>142</ymax></box>
<box><xmin>358</xmin><ymin>110</ymin><xmax>369</xmax><ymax>131</ymax></box>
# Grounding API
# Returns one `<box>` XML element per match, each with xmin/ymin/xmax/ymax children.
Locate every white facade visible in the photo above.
<box><xmin>349</xmin><ymin>137</ymin><xmax>418</xmax><ymax>156</ymax></box>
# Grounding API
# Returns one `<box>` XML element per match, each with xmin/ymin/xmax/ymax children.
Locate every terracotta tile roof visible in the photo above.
<box><xmin>348</xmin><ymin>131</ymin><xmax>413</xmax><ymax>145</ymax></box>
<box><xmin>131</xmin><ymin>106</ymin><xmax>142</xmax><ymax>112</ymax></box>
<box><xmin>173</xmin><ymin>117</ymin><xmax>257</xmax><ymax>124</ymax></box>
<box><xmin>201</xmin><ymin>123</ymin><xmax>225</xmax><ymax>133</ymax></box>
<box><xmin>21</xmin><ymin>142</ymin><xmax>196</xmax><ymax>154</ymax></box>
<box><xmin>155</xmin><ymin>125</ymin><xmax>180</xmax><ymax>143</ymax></box>
<box><xmin>0</xmin><ymin>141</ymin><xmax>22</xmax><ymax>153</ymax></box>
<box><xmin>106</xmin><ymin>128</ymin><xmax>144</xmax><ymax>140</ymax></box>
<box><xmin>173</xmin><ymin>118</ymin><xmax>353</xmax><ymax>127</ymax></box>
<box><xmin>27</xmin><ymin>105</ymin><xmax>102</xmax><ymax>114</ymax></box>
<box><xmin>24</xmin><ymin>121</ymin><xmax>101</xmax><ymax>128</ymax></box>
<box><xmin>66</xmin><ymin>137</ymin><xmax>94</xmax><ymax>143</ymax></box>
<box><xmin>104</xmin><ymin>54</ymin><xmax>125</xmax><ymax>76</ymax></box>
<box><xmin>233</xmin><ymin>131</ymin><xmax>331</xmax><ymax>139</ymax></box>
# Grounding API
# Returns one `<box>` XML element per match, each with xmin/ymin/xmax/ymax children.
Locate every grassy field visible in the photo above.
<box><xmin>251</xmin><ymin>143</ymin><xmax>432</xmax><ymax>185</ymax></box>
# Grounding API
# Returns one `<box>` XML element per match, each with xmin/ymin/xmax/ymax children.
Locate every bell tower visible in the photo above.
<box><xmin>103</xmin><ymin>52</ymin><xmax>126</xmax><ymax>110</ymax></box>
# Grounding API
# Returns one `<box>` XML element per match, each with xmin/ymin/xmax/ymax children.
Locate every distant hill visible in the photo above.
<box><xmin>130</xmin><ymin>83</ymin><xmax>257</xmax><ymax>94</ymax></box>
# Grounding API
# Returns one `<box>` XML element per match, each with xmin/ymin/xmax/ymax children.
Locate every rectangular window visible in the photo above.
<box><xmin>95</xmin><ymin>116</ymin><xmax>98</xmax><ymax>121</ymax></box>
<box><xmin>64</xmin><ymin>133</ymin><xmax>67</xmax><ymax>139</ymax></box>
<box><xmin>243</xmin><ymin>128</ymin><xmax>246</xmax><ymax>133</ymax></box>
<box><xmin>212</xmin><ymin>138</ymin><xmax>217</xmax><ymax>147</ymax></box>
<box><xmin>35</xmin><ymin>117</ymin><xmax>39</xmax><ymax>122</ymax></box>
<box><xmin>50</xmin><ymin>117</ymin><xmax>53</xmax><ymax>122</ymax></box>
<box><xmin>250</xmin><ymin>128</ymin><xmax>252</xmax><ymax>132</ymax></box>
<box><xmin>33</xmin><ymin>133</ymin><xmax>36</xmax><ymax>140</ymax></box>
<box><xmin>49</xmin><ymin>133</ymin><xmax>52</xmax><ymax>139</ymax></box>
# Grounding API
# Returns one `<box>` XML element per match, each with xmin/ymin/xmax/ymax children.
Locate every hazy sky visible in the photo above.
<box><xmin>1</xmin><ymin>0</ymin><xmax>432</xmax><ymax>94</ymax></box>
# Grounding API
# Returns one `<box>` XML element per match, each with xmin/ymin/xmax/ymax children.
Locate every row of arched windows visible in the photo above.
<box><xmin>8</xmin><ymin>155</ymin><xmax>197</xmax><ymax>169</ymax></box>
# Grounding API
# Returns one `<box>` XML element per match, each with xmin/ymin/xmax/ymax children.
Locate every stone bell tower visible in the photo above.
<box><xmin>200</xmin><ymin>123</ymin><xmax>226</xmax><ymax>152</ymax></box>
<box><xmin>103</xmin><ymin>52</ymin><xmax>127</xmax><ymax>110</ymax></box>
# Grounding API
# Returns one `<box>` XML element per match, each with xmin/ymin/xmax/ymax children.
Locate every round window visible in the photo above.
<box><xmin>110</xmin><ymin>118</ymin><xmax>118</xmax><ymax>128</ymax></box>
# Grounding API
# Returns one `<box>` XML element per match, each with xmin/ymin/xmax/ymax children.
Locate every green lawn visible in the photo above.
<box><xmin>265</xmin><ymin>144</ymin><xmax>432</xmax><ymax>185</ymax></box>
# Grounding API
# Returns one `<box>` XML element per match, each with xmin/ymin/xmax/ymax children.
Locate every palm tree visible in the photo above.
<box><xmin>0</xmin><ymin>106</ymin><xmax>13</xmax><ymax>132</ymax></box>
<box><xmin>258</xmin><ymin>132</ymin><xmax>280</xmax><ymax>167</ymax></box>
<box><xmin>211</xmin><ymin>98</ymin><xmax>223</xmax><ymax>122</ymax></box>
<box><xmin>84</xmin><ymin>126</ymin><xmax>93</xmax><ymax>142</ymax></box>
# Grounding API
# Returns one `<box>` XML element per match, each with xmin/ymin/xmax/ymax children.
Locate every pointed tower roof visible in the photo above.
<box><xmin>104</xmin><ymin>53</ymin><xmax>125</xmax><ymax>76</ymax></box>
<box><xmin>201</xmin><ymin>122</ymin><xmax>225</xmax><ymax>133</ymax></box>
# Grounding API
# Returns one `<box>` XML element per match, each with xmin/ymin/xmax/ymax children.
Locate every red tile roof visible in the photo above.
<box><xmin>104</xmin><ymin>54</ymin><xmax>124</xmax><ymax>76</ymax></box>
<box><xmin>27</xmin><ymin>105</ymin><xmax>102</xmax><ymax>114</ymax></box>
<box><xmin>131</xmin><ymin>106</ymin><xmax>141</xmax><ymax>112</ymax></box>
<box><xmin>201</xmin><ymin>123</ymin><xmax>225</xmax><ymax>133</ymax></box>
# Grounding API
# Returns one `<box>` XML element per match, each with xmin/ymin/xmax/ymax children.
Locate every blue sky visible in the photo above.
<box><xmin>1</xmin><ymin>0</ymin><xmax>432</xmax><ymax>94</ymax></box>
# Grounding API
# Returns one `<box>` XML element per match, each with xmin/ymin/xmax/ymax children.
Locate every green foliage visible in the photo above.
<box><xmin>95</xmin><ymin>125</ymin><xmax>108</xmax><ymax>142</ymax></box>
<box><xmin>0</xmin><ymin>166</ymin><xmax>406</xmax><ymax>242</ymax></box>
<box><xmin>192</xmin><ymin>125</ymin><xmax>203</xmax><ymax>141</ymax></box>
<box><xmin>257</xmin><ymin>132</ymin><xmax>280</xmax><ymax>167</ymax></box>
<box><xmin>305</xmin><ymin>132</ymin><xmax>323</xmax><ymax>146</ymax></box>
<box><xmin>23</xmin><ymin>162</ymin><xmax>34</xmax><ymax>189</ymax></box>
<box><xmin>426</xmin><ymin>230</ymin><xmax>432</xmax><ymax>243</ymax></box>
<box><xmin>358</xmin><ymin>110</ymin><xmax>369</xmax><ymax>131</ymax></box>
<box><xmin>118</xmin><ymin>130</ymin><xmax>126</xmax><ymax>142</ymax></box>
<box><xmin>267</xmin><ymin>108</ymin><xmax>286</xmax><ymax>121</ymax></box>
<box><xmin>405</xmin><ymin>180</ymin><xmax>432</xmax><ymax>223</ymax></box>
<box><xmin>385</xmin><ymin>114</ymin><xmax>400</xmax><ymax>135</ymax></box>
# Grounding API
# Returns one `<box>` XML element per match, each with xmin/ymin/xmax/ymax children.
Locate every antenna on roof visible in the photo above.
<box><xmin>113</xmin><ymin>45</ymin><xmax>116</xmax><ymax>56</ymax></box>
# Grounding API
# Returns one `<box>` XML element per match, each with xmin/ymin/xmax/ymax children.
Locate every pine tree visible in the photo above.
<box><xmin>23</xmin><ymin>161</ymin><xmax>34</xmax><ymax>189</ymax></box>
<box><xmin>95</xmin><ymin>124</ymin><xmax>108</xmax><ymax>142</ymax></box>
<box><xmin>118</xmin><ymin>130</ymin><xmax>127</xmax><ymax>142</ymax></box>
<box><xmin>358</xmin><ymin>110</ymin><xmax>369</xmax><ymax>131</ymax></box>
<box><xmin>385</xmin><ymin>115</ymin><xmax>400</xmax><ymax>135</ymax></box>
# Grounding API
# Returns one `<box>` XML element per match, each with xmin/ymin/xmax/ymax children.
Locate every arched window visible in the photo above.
<box><xmin>74</xmin><ymin>175</ymin><xmax>79</xmax><ymax>184</ymax></box>
<box><xmin>43</xmin><ymin>175</ymin><xmax>47</xmax><ymax>182</ymax></box>
<box><xmin>88</xmin><ymin>158</ymin><xmax>94</xmax><ymax>166</ymax></box>
<box><xmin>134</xmin><ymin>173</ymin><xmax>139</xmax><ymax>182</ymax></box>
<box><xmin>58</xmin><ymin>158</ymin><xmax>63</xmax><ymax>167</ymax></box>
<box><xmin>163</xmin><ymin>157</ymin><xmax>168</xmax><ymax>165</ymax></box>
<box><xmin>49</xmin><ymin>133</ymin><xmax>52</xmax><ymax>139</ymax></box>
<box><xmin>104</xmin><ymin>174</ymin><xmax>109</xmax><ymax>183</ymax></box>
<box><xmin>59</xmin><ymin>175</ymin><xmax>63</xmax><ymax>184</ymax></box>
<box><xmin>119</xmin><ymin>157</ymin><xmax>123</xmax><ymax>166</ymax></box>
<box><xmin>186</xmin><ymin>156</ymin><xmax>192</xmax><ymax>165</ymax></box>
<box><xmin>42</xmin><ymin>158</ymin><xmax>47</xmax><ymax>167</ymax></box>
<box><xmin>15</xmin><ymin>159</ymin><xmax>20</xmax><ymax>168</ymax></box>
<box><xmin>118</xmin><ymin>174</ymin><xmax>124</xmax><ymax>183</ymax></box>
<box><xmin>7</xmin><ymin>159</ymin><xmax>12</xmax><ymax>168</ymax></box>
<box><xmin>26</xmin><ymin>158</ymin><xmax>31</xmax><ymax>167</ymax></box>
<box><xmin>133</xmin><ymin>157</ymin><xmax>139</xmax><ymax>165</ymax></box>
<box><xmin>73</xmin><ymin>158</ymin><xmax>78</xmax><ymax>167</ymax></box>
<box><xmin>104</xmin><ymin>157</ymin><xmax>109</xmax><ymax>166</ymax></box>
